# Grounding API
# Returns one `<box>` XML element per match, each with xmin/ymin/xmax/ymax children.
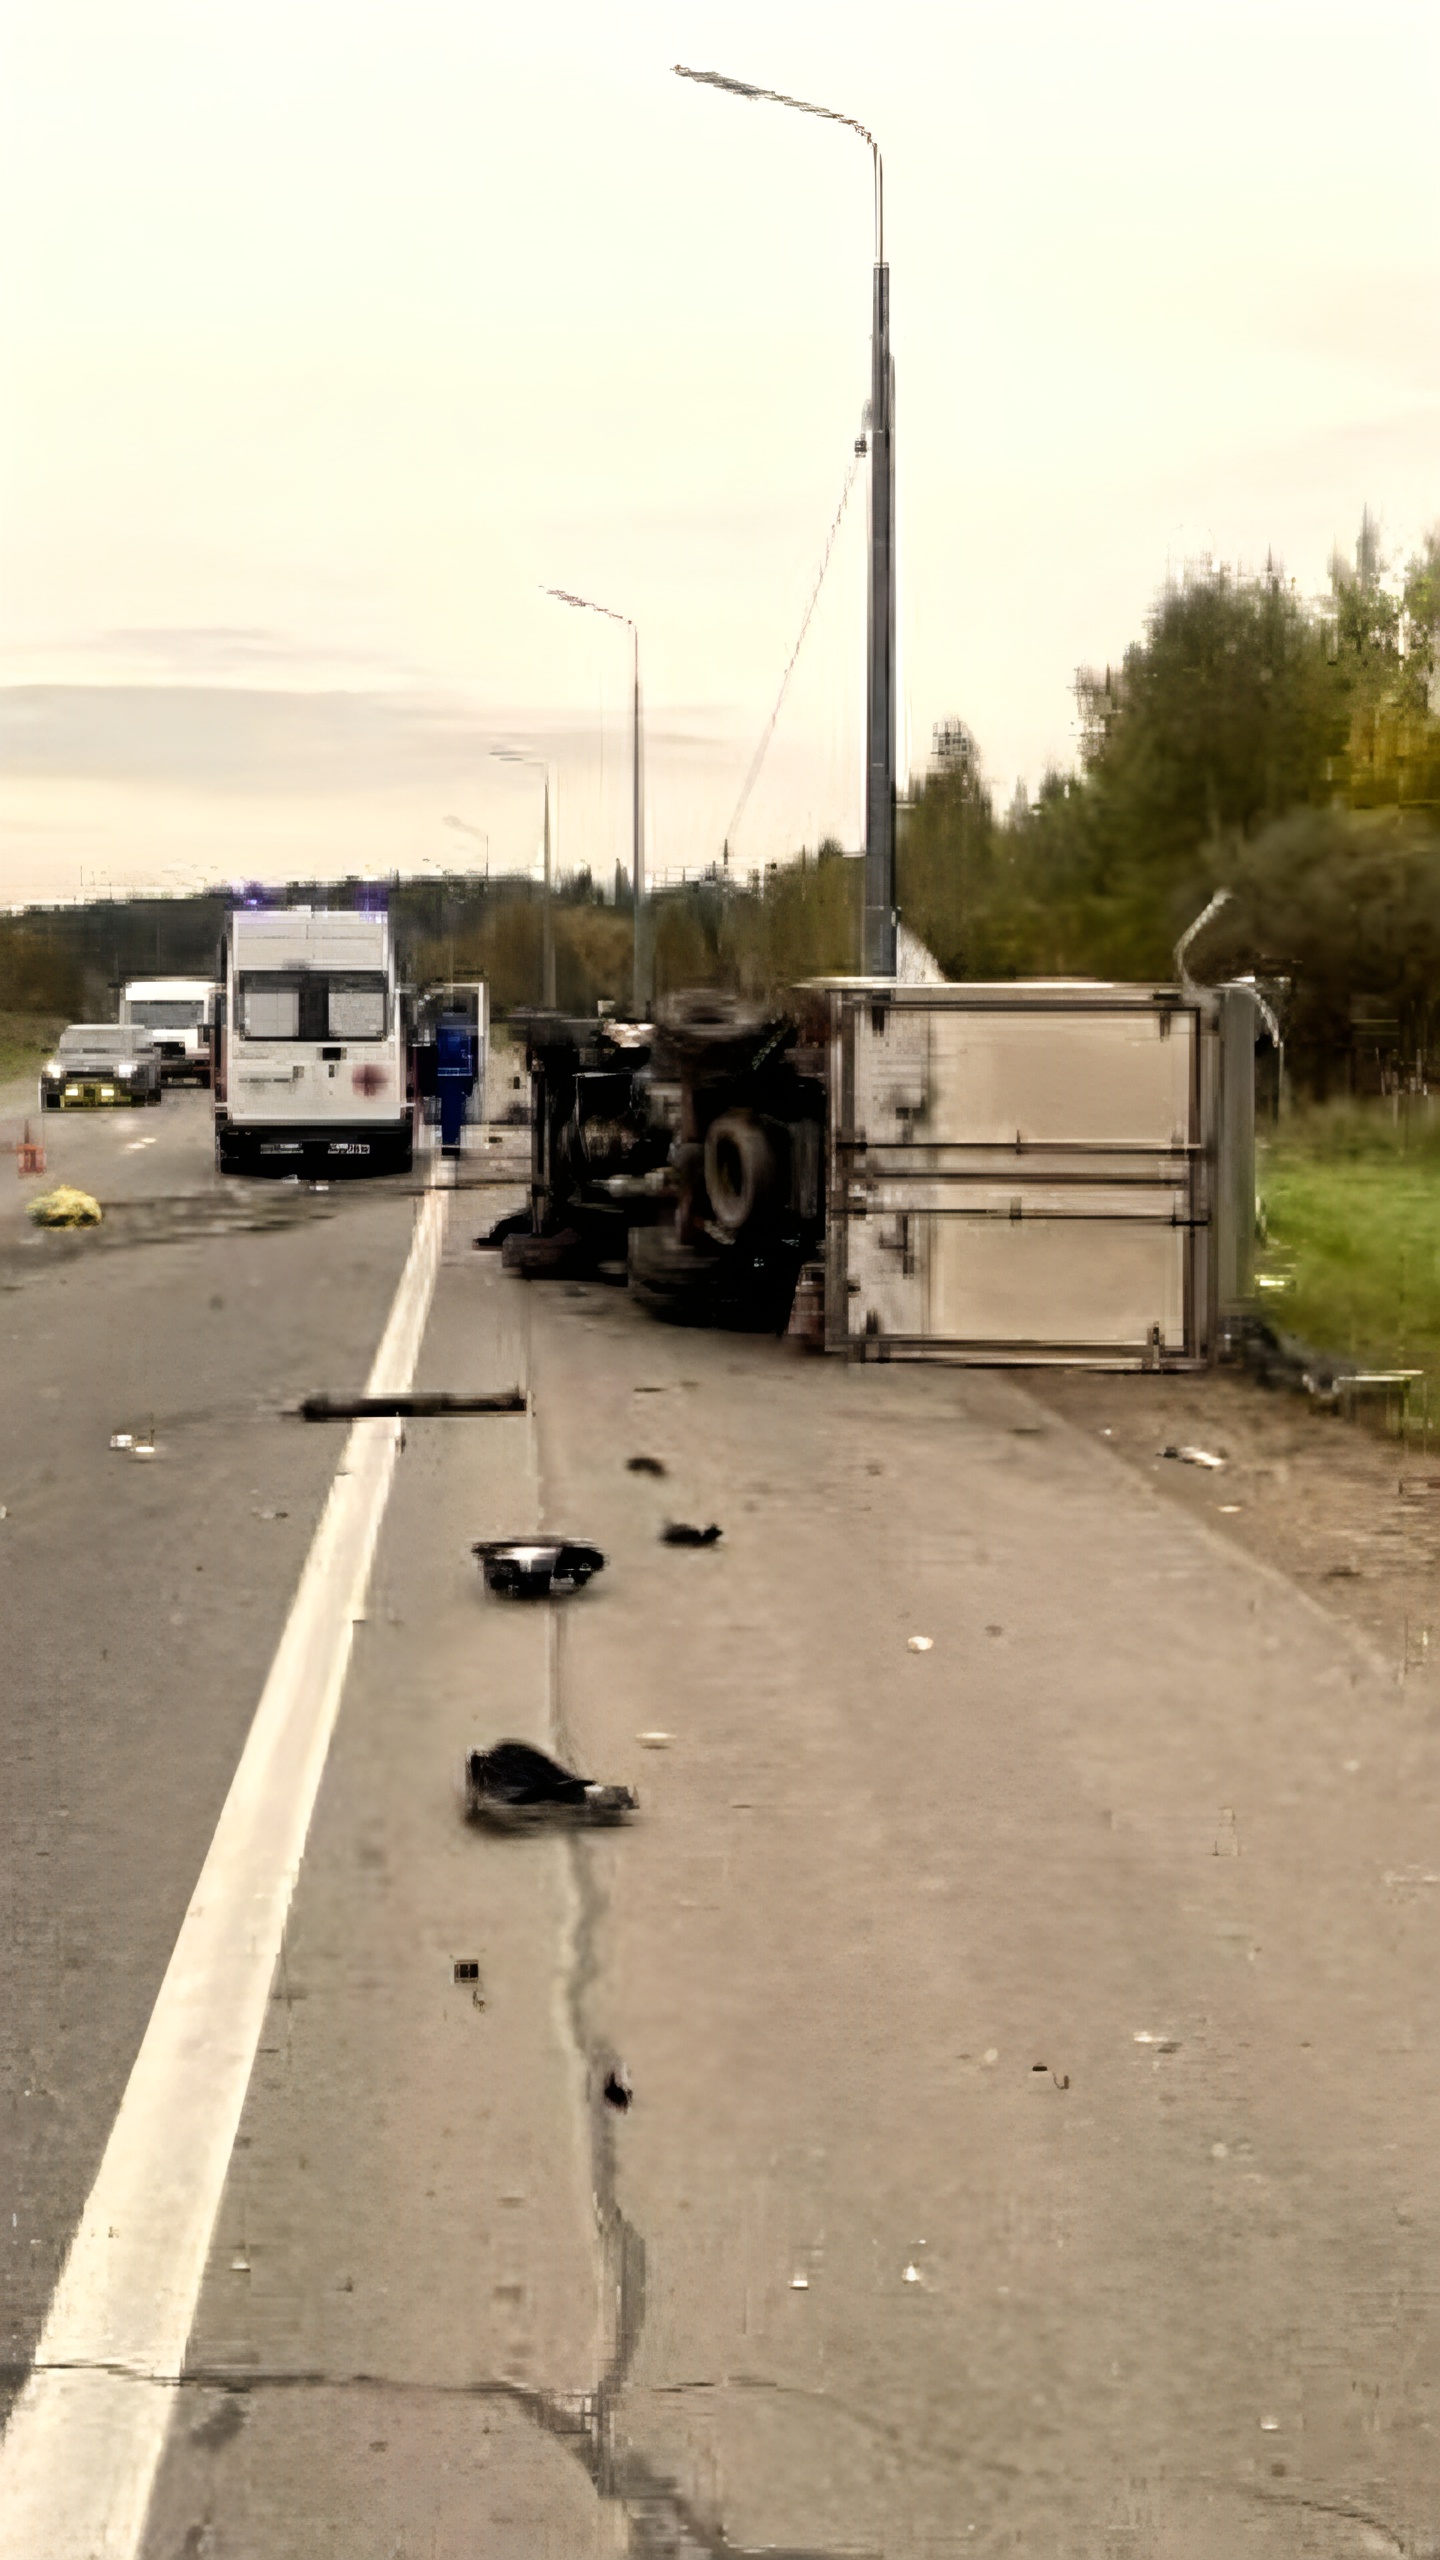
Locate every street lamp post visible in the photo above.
<box><xmin>488</xmin><ymin>753</ymin><xmax>556</xmax><ymax>1008</ymax></box>
<box><xmin>674</xmin><ymin>63</ymin><xmax>896</xmax><ymax>977</ymax></box>
<box><xmin>545</xmin><ymin>588</ymin><xmax>646</xmax><ymax>1016</ymax></box>
<box><xmin>442</xmin><ymin>815</ymin><xmax>492</xmax><ymax>987</ymax></box>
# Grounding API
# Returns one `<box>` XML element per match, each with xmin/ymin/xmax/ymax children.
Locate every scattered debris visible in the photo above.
<box><xmin>1133</xmin><ymin>2031</ymin><xmax>1180</xmax><ymax>2052</ymax></box>
<box><xmin>1160</xmin><ymin>1444</ymin><xmax>1225</xmax><ymax>1470</ymax></box>
<box><xmin>252</xmin><ymin>1507</ymin><xmax>289</xmax><ymax>1521</ymax></box>
<box><xmin>661</xmin><ymin>1521</ymin><xmax>722</xmax><ymax>1547</ymax></box>
<box><xmin>472</xmin><ymin>1538</ymin><xmax>606</xmax><ymax>1597</ymax></box>
<box><xmin>602</xmin><ymin>2067</ymin><xmax>633</xmax><ymax>2111</ymax></box>
<box><xmin>474</xmin><ymin>1208</ymin><xmax>532</xmax><ymax>1253</ymax></box>
<box><xmin>907</xmin><ymin>1635</ymin><xmax>934</xmax><ymax>1653</ymax></box>
<box><xmin>301</xmin><ymin>1389</ymin><xmax>526</xmax><ymax>1421</ymax></box>
<box><xmin>982</xmin><ymin>2048</ymin><xmax>999</xmax><ymax>2066</ymax></box>
<box><xmin>626</xmin><ymin>1454</ymin><xmax>667</xmax><ymax>1476</ymax></box>
<box><xmin>27</xmin><ymin>1186</ymin><xmax>102</xmax><ymax>1228</ymax></box>
<box><xmin>453</xmin><ymin>1958</ymin><xmax>481</xmax><ymax>1982</ymax></box>
<box><xmin>637</xmin><ymin>1731</ymin><xmax>673</xmax><ymax>1748</ymax></box>
<box><xmin>902</xmin><ymin>2263</ymin><xmax>923</xmax><ymax>2285</ymax></box>
<box><xmin>502</xmin><ymin>1224</ymin><xmax>586</xmax><ymax>1279</ymax></box>
<box><xmin>464</xmin><ymin>1739</ymin><xmax>637</xmax><ymax>1829</ymax></box>
<box><xmin>1234</xmin><ymin>1313</ymin><xmax>1420</xmax><ymax>1410</ymax></box>
<box><xmin>109</xmin><ymin>1433</ymin><xmax>133</xmax><ymax>1451</ymax></box>
<box><xmin>789</xmin><ymin>2272</ymin><xmax>809</xmax><ymax>2290</ymax></box>
<box><xmin>1217</xmin><ymin>1502</ymin><xmax>1242</xmax><ymax>1515</ymax></box>
<box><xmin>985</xmin><ymin>1623</ymin><xmax>1003</xmax><ymax>1637</ymax></box>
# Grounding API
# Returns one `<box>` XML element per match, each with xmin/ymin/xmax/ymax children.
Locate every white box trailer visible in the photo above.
<box><xmin>213</xmin><ymin>906</ymin><xmax>413</xmax><ymax>1175</ymax></box>
<box><xmin>119</xmin><ymin>977</ymin><xmax>216</xmax><ymax>1083</ymax></box>
<box><xmin>816</xmin><ymin>978</ymin><xmax>1256</xmax><ymax>1366</ymax></box>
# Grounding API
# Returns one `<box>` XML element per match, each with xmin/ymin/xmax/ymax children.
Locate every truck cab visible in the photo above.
<box><xmin>119</xmin><ymin>978</ymin><xmax>216</xmax><ymax>1084</ymax></box>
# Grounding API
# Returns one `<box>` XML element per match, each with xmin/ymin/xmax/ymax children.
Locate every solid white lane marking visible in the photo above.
<box><xmin>0</xmin><ymin>1177</ymin><xmax>448</xmax><ymax>2559</ymax></box>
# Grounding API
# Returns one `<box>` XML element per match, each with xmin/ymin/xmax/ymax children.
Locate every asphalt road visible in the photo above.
<box><xmin>0</xmin><ymin>1084</ymin><xmax>423</xmax><ymax>2428</ymax></box>
<box><xmin>4</xmin><ymin>1080</ymin><xmax>1440</xmax><ymax>2556</ymax></box>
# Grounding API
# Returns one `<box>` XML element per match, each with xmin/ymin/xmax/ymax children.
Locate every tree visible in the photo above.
<box><xmin>1204</xmin><ymin>806</ymin><xmax>1440</xmax><ymax>1094</ymax></box>
<box><xmin>1330</xmin><ymin>514</ymin><xmax>1440</xmax><ymax>809</ymax></box>
<box><xmin>1056</xmin><ymin>561</ymin><xmax>1349</xmax><ymax>973</ymax></box>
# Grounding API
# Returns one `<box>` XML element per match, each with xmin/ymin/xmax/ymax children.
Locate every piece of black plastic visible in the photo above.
<box><xmin>661</xmin><ymin>1521</ymin><xmax>722</xmax><ymax>1547</ymax></box>
<box><xmin>472</xmin><ymin>1538</ymin><xmax>606</xmax><ymax>1597</ymax></box>
<box><xmin>626</xmin><ymin>1455</ymin><xmax>667</xmax><ymax>1477</ymax></box>
<box><xmin>301</xmin><ymin>1390</ymin><xmax>526</xmax><ymax>1421</ymax></box>
<box><xmin>464</xmin><ymin>1740</ymin><xmax>638</xmax><ymax>1830</ymax></box>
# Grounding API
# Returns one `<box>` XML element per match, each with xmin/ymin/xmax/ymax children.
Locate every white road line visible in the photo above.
<box><xmin>0</xmin><ymin>1176</ymin><xmax>448</xmax><ymax>2560</ymax></box>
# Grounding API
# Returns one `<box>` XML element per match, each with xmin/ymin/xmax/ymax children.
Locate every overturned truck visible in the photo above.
<box><xmin>499</xmin><ymin>991</ymin><xmax>826</xmax><ymax>1329</ymax></box>
<box><xmin>497</xmin><ymin>978</ymin><xmax>1259</xmax><ymax>1367</ymax></box>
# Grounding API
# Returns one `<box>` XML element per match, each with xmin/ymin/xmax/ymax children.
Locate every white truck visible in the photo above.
<box><xmin>213</xmin><ymin>905</ymin><xmax>414</xmax><ymax>1175</ymax></box>
<box><xmin>119</xmin><ymin>977</ymin><xmax>216</xmax><ymax>1084</ymax></box>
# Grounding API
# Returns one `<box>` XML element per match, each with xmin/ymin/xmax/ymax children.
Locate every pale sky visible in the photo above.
<box><xmin>2</xmin><ymin>0</ymin><xmax>1438</xmax><ymax>907</ymax></box>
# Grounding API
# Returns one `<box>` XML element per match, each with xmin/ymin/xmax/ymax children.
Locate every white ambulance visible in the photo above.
<box><xmin>213</xmin><ymin>905</ymin><xmax>414</xmax><ymax>1175</ymax></box>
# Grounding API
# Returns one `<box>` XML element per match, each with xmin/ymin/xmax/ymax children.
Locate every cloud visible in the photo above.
<box><xmin>0</xmin><ymin>683</ymin><xmax>747</xmax><ymax>796</ymax></box>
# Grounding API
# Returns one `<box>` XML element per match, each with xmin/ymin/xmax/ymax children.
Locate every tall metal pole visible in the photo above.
<box><xmin>673</xmin><ymin>65</ymin><xmax>896</xmax><ymax>978</ymax></box>
<box><xmin>864</xmin><ymin>251</ymin><xmax>897</xmax><ymax>976</ymax></box>
<box><xmin>631</xmin><ymin>624</ymin><xmax>646</xmax><ymax>1017</ymax></box>
<box><xmin>542</xmin><ymin>771</ymin><xmax>556</xmax><ymax>1008</ymax></box>
<box><xmin>543</xmin><ymin>585</ymin><xmax>648</xmax><ymax>1017</ymax></box>
<box><xmin>488</xmin><ymin>749</ymin><xmax>554</xmax><ymax>1006</ymax></box>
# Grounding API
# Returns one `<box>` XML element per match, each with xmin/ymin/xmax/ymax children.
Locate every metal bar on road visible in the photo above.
<box><xmin>297</xmin><ymin>1389</ymin><xmax>527</xmax><ymax>1421</ymax></box>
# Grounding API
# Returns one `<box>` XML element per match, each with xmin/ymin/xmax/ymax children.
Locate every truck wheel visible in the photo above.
<box><xmin>215</xmin><ymin>1131</ymin><xmax>246</xmax><ymax>1176</ymax></box>
<box><xmin>626</xmin><ymin>1219</ymin><xmax>722</xmax><ymax>1326</ymax></box>
<box><xmin>703</xmin><ymin>1110</ymin><xmax>780</xmax><ymax>1235</ymax></box>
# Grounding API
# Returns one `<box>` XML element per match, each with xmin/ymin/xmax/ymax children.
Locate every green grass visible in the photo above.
<box><xmin>0</xmin><ymin>1012</ymin><xmax>64</xmax><ymax>1089</ymax></box>
<box><xmin>1258</xmin><ymin>1099</ymin><xmax>1440</xmax><ymax>1400</ymax></box>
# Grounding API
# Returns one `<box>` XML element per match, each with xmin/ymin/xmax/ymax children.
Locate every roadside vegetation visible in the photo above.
<box><xmin>6</xmin><ymin>507</ymin><xmax>1439</xmax><ymax>1080</ymax></box>
<box><xmin>0</xmin><ymin>1011</ymin><xmax>64</xmax><ymax>1090</ymax></box>
<box><xmin>1258</xmin><ymin>1101</ymin><xmax>1440</xmax><ymax>1414</ymax></box>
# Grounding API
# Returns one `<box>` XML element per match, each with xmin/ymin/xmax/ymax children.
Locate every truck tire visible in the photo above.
<box><xmin>626</xmin><ymin>1219</ymin><xmax>723</xmax><ymax>1326</ymax></box>
<box><xmin>215</xmin><ymin>1129</ymin><xmax>247</xmax><ymax>1176</ymax></box>
<box><xmin>656</xmin><ymin>987</ymin><xmax>772</xmax><ymax>1056</ymax></box>
<box><xmin>703</xmin><ymin>1110</ymin><xmax>780</xmax><ymax>1235</ymax></box>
